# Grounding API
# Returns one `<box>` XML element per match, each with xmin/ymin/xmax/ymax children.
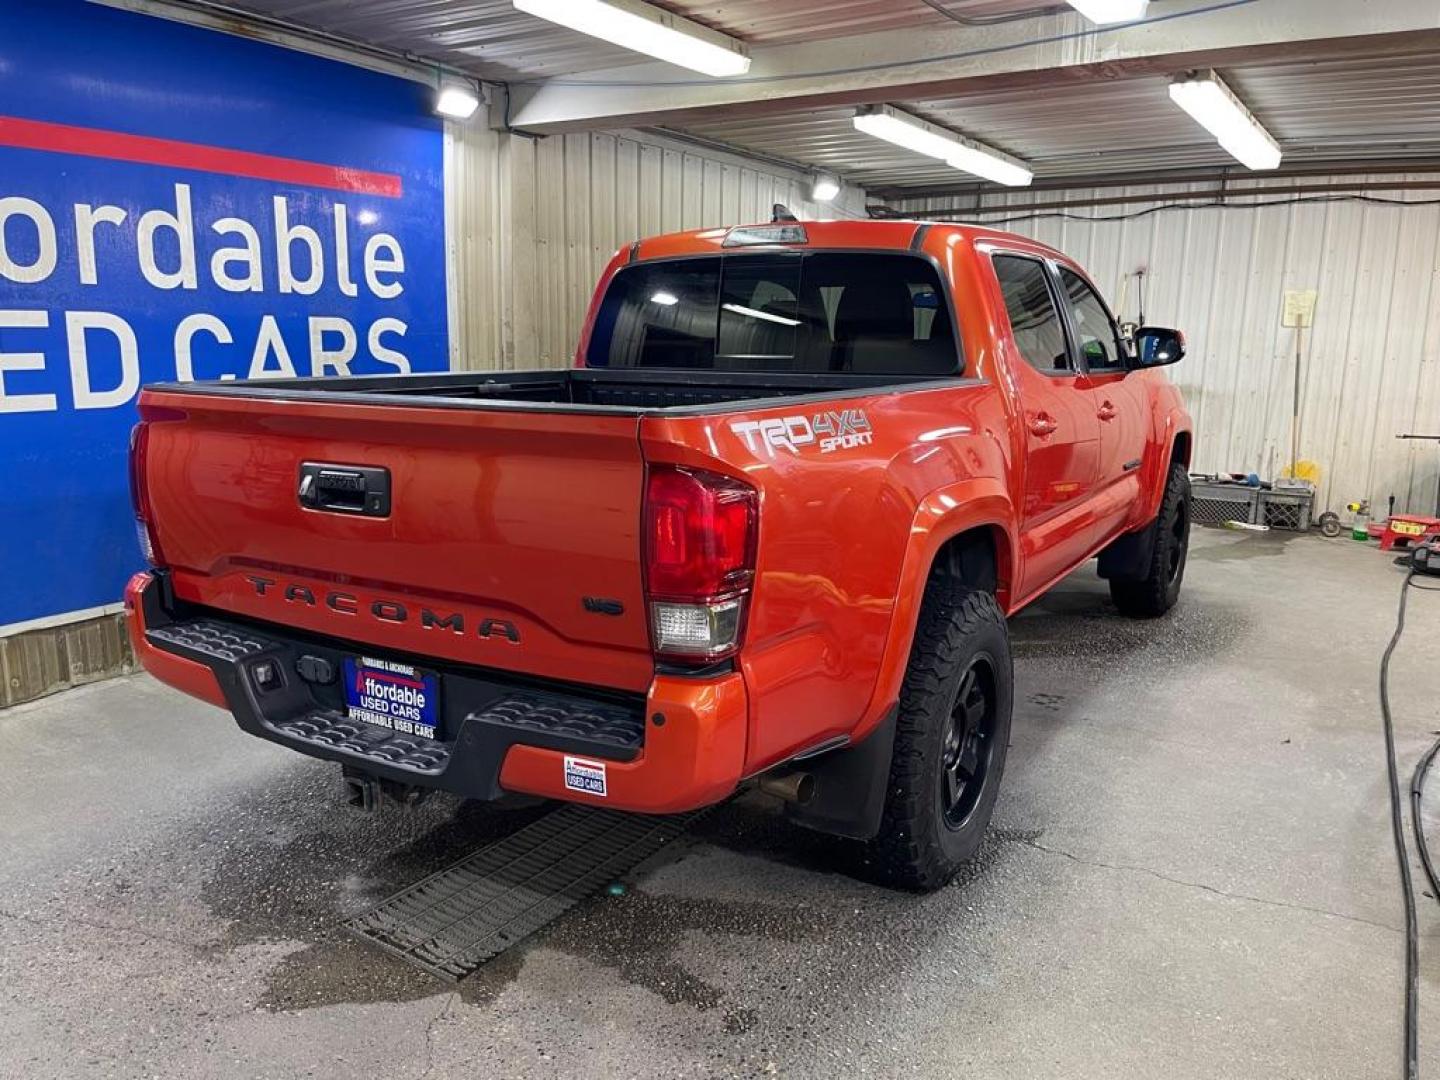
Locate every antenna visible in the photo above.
<box><xmin>772</xmin><ymin>203</ymin><xmax>798</xmax><ymax>223</ymax></box>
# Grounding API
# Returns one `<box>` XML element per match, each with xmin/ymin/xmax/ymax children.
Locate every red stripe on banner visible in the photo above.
<box><xmin>0</xmin><ymin>115</ymin><xmax>402</xmax><ymax>198</ymax></box>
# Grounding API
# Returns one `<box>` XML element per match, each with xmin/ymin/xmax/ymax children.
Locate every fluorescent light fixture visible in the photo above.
<box><xmin>1169</xmin><ymin>70</ymin><xmax>1282</xmax><ymax>171</ymax></box>
<box><xmin>852</xmin><ymin>105</ymin><xmax>1033</xmax><ymax>187</ymax></box>
<box><xmin>512</xmin><ymin>0</ymin><xmax>751</xmax><ymax>77</ymax></box>
<box><xmin>853</xmin><ymin>107</ymin><xmax>964</xmax><ymax>162</ymax></box>
<box><xmin>434</xmin><ymin>84</ymin><xmax>480</xmax><ymax>120</ymax></box>
<box><xmin>1066</xmin><ymin>0</ymin><xmax>1148</xmax><ymax>24</ymax></box>
<box><xmin>946</xmin><ymin>144</ymin><xmax>1034</xmax><ymax>188</ymax></box>
<box><xmin>722</xmin><ymin>303</ymin><xmax>800</xmax><ymax>327</ymax></box>
<box><xmin>649</xmin><ymin>291</ymin><xmax>679</xmax><ymax>306</ymax></box>
<box><xmin>811</xmin><ymin>174</ymin><xmax>841</xmax><ymax>203</ymax></box>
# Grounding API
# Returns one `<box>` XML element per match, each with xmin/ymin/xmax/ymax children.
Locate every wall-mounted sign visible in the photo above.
<box><xmin>1282</xmin><ymin>289</ymin><xmax>1318</xmax><ymax>328</ymax></box>
<box><xmin>0</xmin><ymin>0</ymin><xmax>449</xmax><ymax>627</ymax></box>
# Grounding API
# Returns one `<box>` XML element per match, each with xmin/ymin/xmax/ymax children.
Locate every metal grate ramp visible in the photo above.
<box><xmin>346</xmin><ymin>805</ymin><xmax>699</xmax><ymax>980</ymax></box>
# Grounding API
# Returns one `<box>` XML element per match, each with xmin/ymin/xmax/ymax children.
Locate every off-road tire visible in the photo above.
<box><xmin>868</xmin><ymin>582</ymin><xmax>1013</xmax><ymax>891</ymax></box>
<box><xmin>1109</xmin><ymin>462</ymin><xmax>1191</xmax><ymax>618</ymax></box>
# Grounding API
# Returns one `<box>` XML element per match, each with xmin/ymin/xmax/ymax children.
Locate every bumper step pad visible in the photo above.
<box><xmin>477</xmin><ymin>691</ymin><xmax>644</xmax><ymax>755</ymax></box>
<box><xmin>275</xmin><ymin>711</ymin><xmax>450</xmax><ymax>772</ymax></box>
<box><xmin>146</xmin><ymin>619</ymin><xmax>277</xmax><ymax>663</ymax></box>
<box><xmin>144</xmin><ymin>615</ymin><xmax>644</xmax><ymax>778</ymax></box>
<box><xmin>346</xmin><ymin>805</ymin><xmax>699</xmax><ymax>980</ymax></box>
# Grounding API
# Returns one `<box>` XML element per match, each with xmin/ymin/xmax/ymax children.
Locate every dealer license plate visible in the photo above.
<box><xmin>343</xmin><ymin>656</ymin><xmax>441</xmax><ymax>741</ymax></box>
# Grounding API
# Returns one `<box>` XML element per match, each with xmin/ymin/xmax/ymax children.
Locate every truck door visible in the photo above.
<box><xmin>990</xmin><ymin>254</ymin><xmax>1101</xmax><ymax>598</ymax></box>
<box><xmin>1057</xmin><ymin>266</ymin><xmax>1149</xmax><ymax>540</ymax></box>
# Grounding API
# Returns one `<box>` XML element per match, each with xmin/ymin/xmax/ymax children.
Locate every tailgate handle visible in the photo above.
<box><xmin>298</xmin><ymin>463</ymin><xmax>391</xmax><ymax>517</ymax></box>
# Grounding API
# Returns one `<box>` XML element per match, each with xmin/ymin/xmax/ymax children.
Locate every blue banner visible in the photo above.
<box><xmin>0</xmin><ymin>0</ymin><xmax>449</xmax><ymax>626</ymax></box>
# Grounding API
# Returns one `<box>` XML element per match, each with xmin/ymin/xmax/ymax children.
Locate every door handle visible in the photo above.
<box><xmin>1028</xmin><ymin>413</ymin><xmax>1058</xmax><ymax>437</ymax></box>
<box><xmin>298</xmin><ymin>462</ymin><xmax>392</xmax><ymax>517</ymax></box>
<box><xmin>1097</xmin><ymin>401</ymin><xmax>1118</xmax><ymax>422</ymax></box>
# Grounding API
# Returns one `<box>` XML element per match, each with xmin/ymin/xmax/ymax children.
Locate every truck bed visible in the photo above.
<box><xmin>147</xmin><ymin>368</ymin><xmax>956</xmax><ymax>414</ymax></box>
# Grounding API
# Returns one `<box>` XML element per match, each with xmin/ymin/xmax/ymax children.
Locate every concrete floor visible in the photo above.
<box><xmin>2</xmin><ymin>527</ymin><xmax>1439</xmax><ymax>1079</ymax></box>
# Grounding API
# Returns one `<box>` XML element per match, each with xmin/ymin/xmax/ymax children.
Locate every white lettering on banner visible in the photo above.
<box><xmin>0</xmin><ymin>197</ymin><xmax>58</xmax><ymax>284</ymax></box>
<box><xmin>309</xmin><ymin>316</ymin><xmax>356</xmax><ymax>376</ymax></box>
<box><xmin>249</xmin><ymin>314</ymin><xmax>298</xmax><ymax>378</ymax></box>
<box><xmin>0</xmin><ymin>310</ymin><xmax>58</xmax><ymax>413</ymax></box>
<box><xmin>364</xmin><ymin>233</ymin><xmax>404</xmax><ymax>299</ymax></box>
<box><xmin>74</xmin><ymin>204</ymin><xmax>127</xmax><ymax>286</ymax></box>
<box><xmin>136</xmin><ymin>184</ymin><xmax>198</xmax><ymax>290</ymax></box>
<box><xmin>174</xmin><ymin>313</ymin><xmax>235</xmax><ymax>382</ymax></box>
<box><xmin>3</xmin><ymin>191</ymin><xmax>404</xmax><ymax>297</ymax></box>
<box><xmin>66</xmin><ymin>311</ymin><xmax>140</xmax><ymax>410</ymax></box>
<box><xmin>333</xmin><ymin>203</ymin><xmax>358</xmax><ymax>298</ymax></box>
<box><xmin>0</xmin><ymin>186</ymin><xmax>416</xmax><ymax>408</ymax></box>
<box><xmin>274</xmin><ymin>196</ymin><xmax>323</xmax><ymax>296</ymax></box>
<box><xmin>369</xmin><ymin>317</ymin><xmax>410</xmax><ymax>373</ymax></box>
<box><xmin>210</xmin><ymin>217</ymin><xmax>264</xmax><ymax>293</ymax></box>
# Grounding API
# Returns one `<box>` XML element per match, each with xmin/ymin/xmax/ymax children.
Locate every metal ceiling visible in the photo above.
<box><xmin>156</xmin><ymin>0</ymin><xmax>1440</xmax><ymax>191</ymax></box>
<box><xmin>212</xmin><ymin>0</ymin><xmax>1059</xmax><ymax>81</ymax></box>
<box><xmin>667</xmin><ymin>53</ymin><xmax>1440</xmax><ymax>192</ymax></box>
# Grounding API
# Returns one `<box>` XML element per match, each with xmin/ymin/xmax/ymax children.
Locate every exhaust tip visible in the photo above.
<box><xmin>758</xmin><ymin>770</ymin><xmax>816</xmax><ymax>806</ymax></box>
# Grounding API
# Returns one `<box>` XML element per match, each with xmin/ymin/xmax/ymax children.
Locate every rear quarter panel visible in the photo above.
<box><xmin>641</xmin><ymin>380</ymin><xmax>1014</xmax><ymax>776</ymax></box>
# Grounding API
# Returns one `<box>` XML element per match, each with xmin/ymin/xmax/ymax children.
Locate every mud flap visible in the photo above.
<box><xmin>1097</xmin><ymin>522</ymin><xmax>1157</xmax><ymax>581</ymax></box>
<box><xmin>784</xmin><ymin>707</ymin><xmax>897</xmax><ymax>841</ymax></box>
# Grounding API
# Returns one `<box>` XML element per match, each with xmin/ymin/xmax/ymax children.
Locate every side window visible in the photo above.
<box><xmin>992</xmin><ymin>255</ymin><xmax>1070</xmax><ymax>373</ymax></box>
<box><xmin>1058</xmin><ymin>268</ymin><xmax>1125</xmax><ymax>373</ymax></box>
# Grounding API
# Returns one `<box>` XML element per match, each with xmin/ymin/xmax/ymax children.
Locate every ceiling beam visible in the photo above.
<box><xmin>867</xmin><ymin>159</ymin><xmax>1440</xmax><ymax>200</ymax></box>
<box><xmin>871</xmin><ymin>177</ymin><xmax>1440</xmax><ymax>220</ymax></box>
<box><xmin>507</xmin><ymin>0</ymin><xmax>1440</xmax><ymax>134</ymax></box>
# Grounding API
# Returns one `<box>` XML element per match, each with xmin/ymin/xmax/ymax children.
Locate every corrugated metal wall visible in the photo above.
<box><xmin>893</xmin><ymin>177</ymin><xmax>1440</xmax><ymax>515</ymax></box>
<box><xmin>446</xmin><ymin>107</ymin><xmax>865</xmax><ymax>371</ymax></box>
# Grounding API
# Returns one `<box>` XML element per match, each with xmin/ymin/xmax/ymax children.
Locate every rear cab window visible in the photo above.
<box><xmin>587</xmin><ymin>253</ymin><xmax>961</xmax><ymax>376</ymax></box>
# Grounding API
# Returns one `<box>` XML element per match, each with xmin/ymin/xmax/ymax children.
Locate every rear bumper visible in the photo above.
<box><xmin>125</xmin><ymin>571</ymin><xmax>748</xmax><ymax>813</ymax></box>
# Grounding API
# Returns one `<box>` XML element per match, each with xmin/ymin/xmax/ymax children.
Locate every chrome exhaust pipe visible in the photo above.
<box><xmin>758</xmin><ymin>770</ymin><xmax>816</xmax><ymax>805</ymax></box>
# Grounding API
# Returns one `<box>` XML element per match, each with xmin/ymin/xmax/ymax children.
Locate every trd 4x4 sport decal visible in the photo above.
<box><xmin>731</xmin><ymin>408</ymin><xmax>873</xmax><ymax>457</ymax></box>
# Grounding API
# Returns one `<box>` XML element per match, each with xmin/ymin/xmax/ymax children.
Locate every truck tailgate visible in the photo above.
<box><xmin>138</xmin><ymin>390</ymin><xmax>654</xmax><ymax>692</ymax></box>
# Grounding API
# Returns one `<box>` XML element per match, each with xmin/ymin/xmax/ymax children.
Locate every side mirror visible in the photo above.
<box><xmin>1131</xmin><ymin>326</ymin><xmax>1185</xmax><ymax>369</ymax></box>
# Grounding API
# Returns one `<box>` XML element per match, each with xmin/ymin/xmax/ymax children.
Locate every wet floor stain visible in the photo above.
<box><xmin>1009</xmin><ymin>582</ymin><xmax>1248</xmax><ymax>670</ymax></box>
<box><xmin>543</xmin><ymin>888</ymin><xmax>822</xmax><ymax>1032</ymax></box>
<box><xmin>1188</xmin><ymin>530</ymin><xmax>1301</xmax><ymax>562</ymax></box>
<box><xmin>222</xmin><ymin>785</ymin><xmax>1036</xmax><ymax>1028</ymax></box>
<box><xmin>249</xmin><ymin>806</ymin><xmax>839</xmax><ymax>1020</ymax></box>
<box><xmin>259</xmin><ymin>933</ymin><xmax>454</xmax><ymax>1010</ymax></box>
<box><xmin>185</xmin><ymin>775</ymin><xmax>551</xmax><ymax>1009</ymax></box>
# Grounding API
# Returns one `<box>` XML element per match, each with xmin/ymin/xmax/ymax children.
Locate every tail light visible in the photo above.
<box><xmin>128</xmin><ymin>422</ymin><xmax>163</xmax><ymax>566</ymax></box>
<box><xmin>643</xmin><ymin>466</ymin><xmax>758</xmax><ymax>662</ymax></box>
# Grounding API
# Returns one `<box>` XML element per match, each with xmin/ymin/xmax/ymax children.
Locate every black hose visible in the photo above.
<box><xmin>1381</xmin><ymin>568</ymin><xmax>1420</xmax><ymax>1080</ymax></box>
<box><xmin>1412</xmin><ymin>735</ymin><xmax>1440</xmax><ymax>904</ymax></box>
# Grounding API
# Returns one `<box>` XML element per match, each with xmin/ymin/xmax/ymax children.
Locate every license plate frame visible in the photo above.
<box><xmin>342</xmin><ymin>656</ymin><xmax>442</xmax><ymax>741</ymax></box>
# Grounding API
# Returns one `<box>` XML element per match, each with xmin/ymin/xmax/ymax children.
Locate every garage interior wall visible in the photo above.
<box><xmin>446</xmin><ymin>106</ymin><xmax>867</xmax><ymax>372</ymax></box>
<box><xmin>890</xmin><ymin>176</ymin><xmax>1440</xmax><ymax>516</ymax></box>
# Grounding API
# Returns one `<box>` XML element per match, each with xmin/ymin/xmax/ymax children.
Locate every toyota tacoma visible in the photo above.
<box><xmin>126</xmin><ymin>217</ymin><xmax>1192</xmax><ymax>889</ymax></box>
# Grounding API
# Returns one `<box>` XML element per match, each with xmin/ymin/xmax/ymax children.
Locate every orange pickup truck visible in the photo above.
<box><xmin>126</xmin><ymin>217</ymin><xmax>1192</xmax><ymax>889</ymax></box>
